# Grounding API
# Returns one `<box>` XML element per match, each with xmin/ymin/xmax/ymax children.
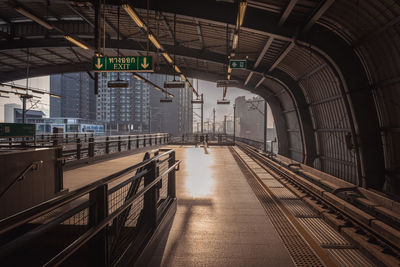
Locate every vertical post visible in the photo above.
<box><xmin>105</xmin><ymin>137</ymin><xmax>110</xmax><ymax>154</ymax></box>
<box><xmin>264</xmin><ymin>101</ymin><xmax>267</xmax><ymax>152</ymax></box>
<box><xmin>201</xmin><ymin>94</ymin><xmax>204</xmax><ymax>134</ymax></box>
<box><xmin>53</xmin><ymin>134</ymin><xmax>58</xmax><ymax>147</ymax></box>
<box><xmin>136</xmin><ymin>136</ymin><xmax>139</xmax><ymax>149</ymax></box>
<box><xmin>118</xmin><ymin>136</ymin><xmax>121</xmax><ymax>152</ymax></box>
<box><xmin>213</xmin><ymin>108</ymin><xmax>216</xmax><ymax>138</ymax></box>
<box><xmin>89</xmin><ymin>137</ymin><xmax>95</xmax><ymax>157</ymax></box>
<box><xmin>88</xmin><ymin>184</ymin><xmax>108</xmax><ymax>267</ymax></box>
<box><xmin>76</xmin><ymin>138</ymin><xmax>81</xmax><ymax>160</ymax></box>
<box><xmin>224</xmin><ymin>115</ymin><xmax>227</xmax><ymax>135</ymax></box>
<box><xmin>143</xmin><ymin>135</ymin><xmax>146</xmax><ymax>147</ymax></box>
<box><xmin>94</xmin><ymin>0</ymin><xmax>101</xmax><ymax>95</ymax></box>
<box><xmin>150</xmin><ymin>135</ymin><xmax>152</xmax><ymax>146</ymax></box>
<box><xmin>233</xmin><ymin>104</ymin><xmax>236</xmax><ymax>143</ymax></box>
<box><xmin>55</xmin><ymin>147</ymin><xmax>63</xmax><ymax>192</ymax></box>
<box><xmin>167</xmin><ymin>151</ymin><xmax>176</xmax><ymax>198</ymax></box>
<box><xmin>143</xmin><ymin>160</ymin><xmax>157</xmax><ymax>228</ymax></box>
<box><xmin>128</xmin><ymin>135</ymin><xmax>131</xmax><ymax>150</ymax></box>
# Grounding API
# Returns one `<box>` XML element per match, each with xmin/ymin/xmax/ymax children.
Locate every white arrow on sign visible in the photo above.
<box><xmin>141</xmin><ymin>57</ymin><xmax>149</xmax><ymax>69</ymax></box>
<box><xmin>95</xmin><ymin>58</ymin><xmax>103</xmax><ymax>69</ymax></box>
<box><xmin>232</xmin><ymin>62</ymin><xmax>237</xmax><ymax>67</ymax></box>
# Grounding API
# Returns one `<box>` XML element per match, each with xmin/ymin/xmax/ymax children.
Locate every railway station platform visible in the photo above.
<box><xmin>0</xmin><ymin>144</ymin><xmax>398</xmax><ymax>266</ymax></box>
<box><xmin>59</xmin><ymin>145</ymin><xmax>375</xmax><ymax>266</ymax></box>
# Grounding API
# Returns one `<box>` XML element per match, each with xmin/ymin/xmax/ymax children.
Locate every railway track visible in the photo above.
<box><xmin>233</xmin><ymin>141</ymin><xmax>400</xmax><ymax>266</ymax></box>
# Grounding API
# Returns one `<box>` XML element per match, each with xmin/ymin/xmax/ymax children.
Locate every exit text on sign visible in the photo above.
<box><xmin>92</xmin><ymin>56</ymin><xmax>153</xmax><ymax>72</ymax></box>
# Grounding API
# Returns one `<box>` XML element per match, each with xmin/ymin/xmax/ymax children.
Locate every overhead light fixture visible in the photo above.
<box><xmin>64</xmin><ymin>35</ymin><xmax>89</xmax><ymax>50</ymax></box>
<box><xmin>133</xmin><ymin>73</ymin><xmax>143</xmax><ymax>80</ymax></box>
<box><xmin>174</xmin><ymin>65</ymin><xmax>181</xmax><ymax>73</ymax></box>
<box><xmin>237</xmin><ymin>1</ymin><xmax>247</xmax><ymax>28</ymax></box>
<box><xmin>15</xmin><ymin>7</ymin><xmax>53</xmax><ymax>30</ymax></box>
<box><xmin>162</xmin><ymin>53</ymin><xmax>173</xmax><ymax>64</ymax></box>
<box><xmin>148</xmin><ymin>34</ymin><xmax>163</xmax><ymax>50</ymax></box>
<box><xmin>232</xmin><ymin>33</ymin><xmax>239</xmax><ymax>50</ymax></box>
<box><xmin>50</xmin><ymin>93</ymin><xmax>61</xmax><ymax>98</ymax></box>
<box><xmin>122</xmin><ymin>4</ymin><xmax>146</xmax><ymax>30</ymax></box>
<box><xmin>180</xmin><ymin>74</ymin><xmax>186</xmax><ymax>80</ymax></box>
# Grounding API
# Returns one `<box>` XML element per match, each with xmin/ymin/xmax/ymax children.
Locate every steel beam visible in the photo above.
<box><xmin>268</xmin><ymin>41</ymin><xmax>295</xmax><ymax>72</ymax></box>
<box><xmin>255</xmin><ymin>76</ymin><xmax>265</xmax><ymax>88</ymax></box>
<box><xmin>279</xmin><ymin>0</ymin><xmax>298</xmax><ymax>26</ymax></box>
<box><xmin>254</xmin><ymin>37</ymin><xmax>273</xmax><ymax>69</ymax></box>
<box><xmin>244</xmin><ymin>71</ymin><xmax>253</xmax><ymax>85</ymax></box>
<box><xmin>303</xmin><ymin>0</ymin><xmax>335</xmax><ymax>32</ymax></box>
<box><xmin>297</xmin><ymin>63</ymin><xmax>327</xmax><ymax>81</ymax></box>
<box><xmin>195</xmin><ymin>18</ymin><xmax>204</xmax><ymax>49</ymax></box>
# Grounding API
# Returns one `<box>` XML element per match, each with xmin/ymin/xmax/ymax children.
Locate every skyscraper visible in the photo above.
<box><xmin>50</xmin><ymin>73</ymin><xmax>96</xmax><ymax>120</ymax></box>
<box><xmin>97</xmin><ymin>72</ymin><xmax>149</xmax><ymax>133</ymax></box>
<box><xmin>96</xmin><ymin>73</ymin><xmax>193</xmax><ymax>135</ymax></box>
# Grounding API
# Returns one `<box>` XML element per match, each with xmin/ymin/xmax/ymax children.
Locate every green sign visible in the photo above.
<box><xmin>92</xmin><ymin>56</ymin><xmax>153</xmax><ymax>72</ymax></box>
<box><xmin>229</xmin><ymin>59</ymin><xmax>247</xmax><ymax>69</ymax></box>
<box><xmin>0</xmin><ymin>123</ymin><xmax>35</xmax><ymax>138</ymax></box>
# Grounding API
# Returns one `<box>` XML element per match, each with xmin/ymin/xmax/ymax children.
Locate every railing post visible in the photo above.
<box><xmin>155</xmin><ymin>135</ymin><xmax>158</xmax><ymax>145</ymax></box>
<box><xmin>143</xmin><ymin>160</ymin><xmax>157</xmax><ymax>228</ymax></box>
<box><xmin>76</xmin><ymin>138</ymin><xmax>81</xmax><ymax>160</ymax></box>
<box><xmin>52</xmin><ymin>134</ymin><xmax>58</xmax><ymax>147</ymax></box>
<box><xmin>106</xmin><ymin>137</ymin><xmax>110</xmax><ymax>154</ymax></box>
<box><xmin>88</xmin><ymin>184</ymin><xmax>108</xmax><ymax>267</ymax></box>
<box><xmin>118</xmin><ymin>136</ymin><xmax>121</xmax><ymax>152</ymax></box>
<box><xmin>128</xmin><ymin>136</ymin><xmax>131</xmax><ymax>150</ymax></box>
<box><xmin>89</xmin><ymin>137</ymin><xmax>95</xmax><ymax>157</ymax></box>
<box><xmin>84</xmin><ymin>133</ymin><xmax>87</xmax><ymax>142</ymax></box>
<box><xmin>149</xmin><ymin>135</ymin><xmax>152</xmax><ymax>146</ymax></box>
<box><xmin>143</xmin><ymin>136</ymin><xmax>146</xmax><ymax>147</ymax></box>
<box><xmin>167</xmin><ymin>151</ymin><xmax>176</xmax><ymax>198</ymax></box>
<box><xmin>66</xmin><ymin>134</ymin><xmax>68</xmax><ymax>144</ymax></box>
<box><xmin>136</xmin><ymin>136</ymin><xmax>139</xmax><ymax>149</ymax></box>
<box><xmin>55</xmin><ymin>147</ymin><xmax>63</xmax><ymax>192</ymax></box>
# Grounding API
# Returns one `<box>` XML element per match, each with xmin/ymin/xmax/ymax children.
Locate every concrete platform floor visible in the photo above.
<box><xmin>64</xmin><ymin>150</ymin><xmax>153</xmax><ymax>190</ymax></box>
<box><xmin>147</xmin><ymin>146</ymin><xmax>295</xmax><ymax>267</ymax></box>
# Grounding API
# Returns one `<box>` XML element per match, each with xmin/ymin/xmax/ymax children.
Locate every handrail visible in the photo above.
<box><xmin>44</xmin><ymin>161</ymin><xmax>181</xmax><ymax>267</ymax></box>
<box><xmin>0</xmin><ymin>161</ymin><xmax>43</xmax><ymax>200</ymax></box>
<box><xmin>0</xmin><ymin>149</ymin><xmax>174</xmax><ymax>234</ymax></box>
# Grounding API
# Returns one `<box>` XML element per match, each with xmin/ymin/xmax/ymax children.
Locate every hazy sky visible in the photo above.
<box><xmin>0</xmin><ymin>77</ymin><xmax>50</xmax><ymax>122</ymax></box>
<box><xmin>195</xmin><ymin>79</ymin><xmax>259</xmax><ymax>123</ymax></box>
<box><xmin>0</xmin><ymin>75</ymin><xmax>260</xmax><ymax>125</ymax></box>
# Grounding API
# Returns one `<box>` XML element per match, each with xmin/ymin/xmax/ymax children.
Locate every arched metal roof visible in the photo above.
<box><xmin>0</xmin><ymin>0</ymin><xmax>399</xmax><ymax>196</ymax></box>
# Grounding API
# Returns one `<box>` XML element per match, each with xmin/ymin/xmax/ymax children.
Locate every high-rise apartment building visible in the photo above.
<box><xmin>149</xmin><ymin>74</ymin><xmax>193</xmax><ymax>135</ymax></box>
<box><xmin>97</xmin><ymin>72</ymin><xmax>150</xmax><ymax>133</ymax></box>
<box><xmin>50</xmin><ymin>73</ymin><xmax>96</xmax><ymax>120</ymax></box>
<box><xmin>97</xmin><ymin>73</ymin><xmax>193</xmax><ymax>135</ymax></box>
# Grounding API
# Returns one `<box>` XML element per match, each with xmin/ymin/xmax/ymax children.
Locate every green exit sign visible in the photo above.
<box><xmin>93</xmin><ymin>56</ymin><xmax>153</xmax><ymax>72</ymax></box>
<box><xmin>229</xmin><ymin>59</ymin><xmax>247</xmax><ymax>69</ymax></box>
<box><xmin>0</xmin><ymin>123</ymin><xmax>35</xmax><ymax>138</ymax></box>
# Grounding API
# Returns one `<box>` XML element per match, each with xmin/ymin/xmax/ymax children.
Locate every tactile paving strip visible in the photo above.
<box><xmin>268</xmin><ymin>187</ymin><xmax>298</xmax><ymax>199</ymax></box>
<box><xmin>231</xmin><ymin>147</ymin><xmax>324</xmax><ymax>266</ymax></box>
<box><xmin>280</xmin><ymin>199</ymin><xmax>318</xmax><ymax>218</ymax></box>
<box><xmin>298</xmin><ymin>218</ymin><xmax>352</xmax><ymax>247</ymax></box>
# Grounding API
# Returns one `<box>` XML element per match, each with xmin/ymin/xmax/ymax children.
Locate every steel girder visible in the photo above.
<box><xmin>0</xmin><ymin>0</ymin><xmax>385</xmax><ymax>190</ymax></box>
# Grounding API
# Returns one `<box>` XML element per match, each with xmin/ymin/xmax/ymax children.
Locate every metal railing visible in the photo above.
<box><xmin>59</xmin><ymin>134</ymin><xmax>170</xmax><ymax>164</ymax></box>
<box><xmin>0</xmin><ymin>133</ymin><xmax>168</xmax><ymax>148</ymax></box>
<box><xmin>0</xmin><ymin>148</ymin><xmax>180</xmax><ymax>266</ymax></box>
<box><xmin>235</xmin><ymin>136</ymin><xmax>278</xmax><ymax>154</ymax></box>
<box><xmin>169</xmin><ymin>133</ymin><xmax>234</xmax><ymax>145</ymax></box>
